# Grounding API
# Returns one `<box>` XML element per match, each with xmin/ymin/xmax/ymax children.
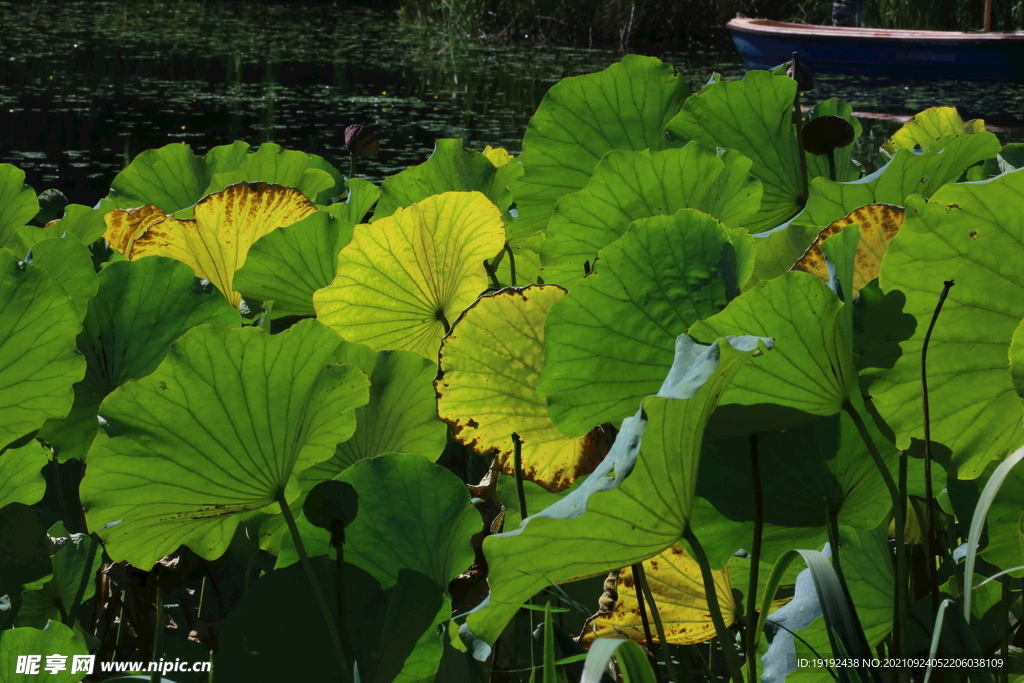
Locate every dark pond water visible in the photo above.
<box><xmin>1</xmin><ymin>0</ymin><xmax>1022</xmax><ymax>208</ymax></box>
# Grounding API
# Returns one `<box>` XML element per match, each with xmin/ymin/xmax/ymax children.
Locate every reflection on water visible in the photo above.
<box><xmin>0</xmin><ymin>0</ymin><xmax>1021</xmax><ymax>207</ymax></box>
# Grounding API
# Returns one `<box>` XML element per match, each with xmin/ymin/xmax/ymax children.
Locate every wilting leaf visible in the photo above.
<box><xmin>0</xmin><ymin>440</ymin><xmax>48</xmax><ymax>510</ymax></box>
<box><xmin>508</xmin><ymin>55</ymin><xmax>688</xmax><ymax>242</ymax></box>
<box><xmin>314</xmin><ymin>191</ymin><xmax>506</xmax><ymax>359</ymax></box>
<box><xmin>792</xmin><ymin>203</ymin><xmax>904</xmax><ymax>298</ymax></box>
<box><xmin>437</xmin><ymin>285</ymin><xmax>598</xmax><ymax>491</ymax></box>
<box><xmin>104</xmin><ymin>182</ymin><xmax>317</xmax><ymax>309</ymax></box>
<box><xmin>581</xmin><ymin>545</ymin><xmax>733</xmax><ymax>646</ymax></box>
<box><xmin>80</xmin><ymin>320</ymin><xmax>369</xmax><ymax>569</ymax></box>
<box><xmin>0</xmin><ymin>164</ymin><xmax>40</xmax><ymax>250</ymax></box>
<box><xmin>0</xmin><ymin>250</ymin><xmax>84</xmax><ymax>450</ymax></box>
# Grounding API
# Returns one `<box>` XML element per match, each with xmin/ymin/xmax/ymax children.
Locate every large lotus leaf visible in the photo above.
<box><xmin>436</xmin><ymin>285</ymin><xmax>597</xmax><ymax>492</ymax></box>
<box><xmin>883</xmin><ymin>106</ymin><xmax>986</xmax><ymax>155</ymax></box>
<box><xmin>750</xmin><ymin>133</ymin><xmax>1000</xmax><ymax>285</ymax></box>
<box><xmin>374</xmin><ymin>139</ymin><xmax>522</xmax><ymax>219</ymax></box>
<box><xmin>234</xmin><ymin>209</ymin><xmax>355</xmax><ymax>317</ymax></box>
<box><xmin>980</xmin><ymin>456</ymin><xmax>1024</xmax><ymax>576</ymax></box>
<box><xmin>508</xmin><ymin>55</ymin><xmax>689</xmax><ymax>242</ymax></box>
<box><xmin>302</xmin><ymin>344</ymin><xmax>447</xmax><ymax>482</ymax></box>
<box><xmin>314</xmin><ymin>191</ymin><xmax>506</xmax><ymax>359</ymax></box>
<box><xmin>330</xmin><ymin>178</ymin><xmax>381</xmax><ymax>224</ymax></box>
<box><xmin>539</xmin><ymin>210</ymin><xmax>753</xmax><ymax>437</ymax></box>
<box><xmin>581</xmin><ymin>544</ymin><xmax>733</xmax><ymax>646</ymax></box>
<box><xmin>80</xmin><ymin>320</ymin><xmax>369</xmax><ymax>569</ymax></box>
<box><xmin>16</xmin><ymin>522</ymin><xmax>103</xmax><ymax>629</ymax></box>
<box><xmin>463</xmin><ymin>335</ymin><xmax>766</xmax><ymax>648</ymax></box>
<box><xmin>0</xmin><ymin>621</ymin><xmax>88</xmax><ymax>682</ymax></box>
<box><xmin>104</xmin><ymin>182</ymin><xmax>317</xmax><ymax>309</ymax></box>
<box><xmin>25</xmin><ymin>237</ymin><xmax>98</xmax><ymax>321</ymax></box>
<box><xmin>108</xmin><ymin>140</ymin><xmax>250</xmax><ymax>213</ymax></box>
<box><xmin>539</xmin><ymin>145</ymin><xmax>761</xmax><ymax>284</ymax></box>
<box><xmin>0</xmin><ymin>250</ymin><xmax>84</xmax><ymax>450</ymax></box>
<box><xmin>0</xmin><ymin>441</ymin><xmax>48</xmax><ymax>510</ymax></box>
<box><xmin>206</xmin><ymin>142</ymin><xmax>340</xmax><ymax>205</ymax></box>
<box><xmin>666</xmin><ymin>72</ymin><xmax>857</xmax><ymax>231</ymax></box>
<box><xmin>37</xmin><ymin>257</ymin><xmax>240</xmax><ymax>462</ymax></box>
<box><xmin>791</xmin><ymin>204</ymin><xmax>905</xmax><ymax>299</ymax></box>
<box><xmin>865</xmin><ymin>169</ymin><xmax>1024</xmax><ymax>478</ymax></box>
<box><xmin>690</xmin><ymin>406</ymin><xmax>897</xmax><ymax>570</ymax></box>
<box><xmin>689</xmin><ymin>272</ymin><xmax>851</xmax><ymax>436</ymax></box>
<box><xmin>14</xmin><ymin>200</ymin><xmax>113</xmax><ymax>259</ymax></box>
<box><xmin>0</xmin><ymin>165</ymin><xmax>39</xmax><ymax>250</ymax></box>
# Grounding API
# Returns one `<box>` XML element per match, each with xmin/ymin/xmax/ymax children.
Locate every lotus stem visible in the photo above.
<box><xmin>633</xmin><ymin>561</ymin><xmax>677</xmax><ymax>683</ymax></box>
<box><xmin>276</xmin><ymin>491</ymin><xmax>348</xmax><ymax>671</ymax></box>
<box><xmin>921</xmin><ymin>279</ymin><xmax>954</xmax><ymax>616</ymax></box>
<box><xmin>683</xmin><ymin>527</ymin><xmax>743</xmax><ymax>683</ymax></box>
<box><xmin>504</xmin><ymin>243</ymin><xmax>517</xmax><ymax>287</ymax></box>
<box><xmin>826</xmin><ymin>150</ymin><xmax>837</xmax><ymax>182</ymax></box>
<box><xmin>630</xmin><ymin>564</ymin><xmax>657</xmax><ymax>660</ymax></box>
<box><xmin>349</xmin><ymin>153</ymin><xmax>356</xmax><ymax>180</ymax></box>
<box><xmin>68</xmin><ymin>533</ymin><xmax>100</xmax><ymax>627</ymax></box>
<box><xmin>149</xmin><ymin>587</ymin><xmax>163</xmax><ymax>683</ymax></box>
<box><xmin>511</xmin><ymin>432</ymin><xmax>535</xmax><ymax>668</ymax></box>
<box><xmin>483</xmin><ymin>258</ymin><xmax>501</xmax><ymax>291</ymax></box>
<box><xmin>843</xmin><ymin>401</ymin><xmax>907</xmax><ymax>681</ymax></box>
<box><xmin>745</xmin><ymin>434</ymin><xmax>764</xmax><ymax>683</ymax></box>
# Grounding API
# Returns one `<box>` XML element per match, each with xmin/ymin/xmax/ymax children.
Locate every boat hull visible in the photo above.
<box><xmin>726</xmin><ymin>18</ymin><xmax>1024</xmax><ymax>80</ymax></box>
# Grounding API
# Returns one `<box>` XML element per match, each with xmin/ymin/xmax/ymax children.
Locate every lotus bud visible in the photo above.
<box><xmin>787</xmin><ymin>51</ymin><xmax>815</xmax><ymax>91</ymax></box>
<box><xmin>344</xmin><ymin>124</ymin><xmax>380</xmax><ymax>157</ymax></box>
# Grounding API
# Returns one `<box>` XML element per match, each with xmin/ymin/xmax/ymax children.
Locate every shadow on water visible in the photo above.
<box><xmin>0</xmin><ymin>0</ymin><xmax>1021</xmax><ymax>207</ymax></box>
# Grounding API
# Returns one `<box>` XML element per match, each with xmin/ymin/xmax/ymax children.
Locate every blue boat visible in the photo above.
<box><xmin>726</xmin><ymin>17</ymin><xmax>1024</xmax><ymax>80</ymax></box>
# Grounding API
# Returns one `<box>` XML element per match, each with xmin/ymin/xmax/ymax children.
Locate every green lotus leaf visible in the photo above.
<box><xmin>330</xmin><ymin>177</ymin><xmax>381</xmax><ymax>224</ymax></box>
<box><xmin>539</xmin><ymin>209</ymin><xmax>753</xmax><ymax>437</ymax></box>
<box><xmin>750</xmin><ymin>132</ymin><xmax>1000</xmax><ymax>285</ymax></box>
<box><xmin>26</xmin><ymin>237</ymin><xmax>98</xmax><ymax>321</ymax></box>
<box><xmin>302</xmin><ymin>345</ymin><xmax>447</xmax><ymax>481</ymax></box>
<box><xmin>80</xmin><ymin>320</ymin><xmax>369</xmax><ymax>569</ymax></box>
<box><xmin>665</xmin><ymin>71</ymin><xmax>860</xmax><ymax>231</ymax></box>
<box><xmin>314</xmin><ymin>191</ymin><xmax>506</xmax><ymax>359</ymax></box>
<box><xmin>37</xmin><ymin>257</ymin><xmax>240</xmax><ymax>462</ymax></box>
<box><xmin>0</xmin><ymin>164</ymin><xmax>39</xmax><ymax>251</ymax></box>
<box><xmin>108</xmin><ymin>140</ymin><xmax>249</xmax><ymax>213</ymax></box>
<box><xmin>690</xmin><ymin>407</ymin><xmax>897</xmax><ymax>569</ymax></box>
<box><xmin>882</xmin><ymin>106</ymin><xmax>986</xmax><ymax>155</ymax></box>
<box><xmin>0</xmin><ymin>620</ymin><xmax>88</xmax><ymax>682</ymax></box>
<box><xmin>0</xmin><ymin>250</ymin><xmax>84</xmax><ymax>450</ymax></box>
<box><xmin>206</xmin><ymin>142</ymin><xmax>340</xmax><ymax>205</ymax></box>
<box><xmin>979</xmin><ymin>455</ymin><xmax>1024</xmax><ymax>577</ymax></box>
<box><xmin>539</xmin><ymin>145</ymin><xmax>761</xmax><ymax>284</ymax></box>
<box><xmin>508</xmin><ymin>55</ymin><xmax>689</xmax><ymax>242</ymax></box>
<box><xmin>14</xmin><ymin>200</ymin><xmax>114</xmax><ymax>259</ymax></box>
<box><xmin>437</xmin><ymin>285</ymin><xmax>598</xmax><ymax>491</ymax></box>
<box><xmin>463</xmin><ymin>335</ymin><xmax>766</xmax><ymax>648</ymax></box>
<box><xmin>0</xmin><ymin>441</ymin><xmax>48</xmax><ymax>510</ymax></box>
<box><xmin>15</xmin><ymin>522</ymin><xmax>103</xmax><ymax>629</ymax></box>
<box><xmin>234</xmin><ymin>209</ymin><xmax>355</xmax><ymax>317</ymax></box>
<box><xmin>865</xmin><ymin>169</ymin><xmax>1024</xmax><ymax>478</ymax></box>
<box><xmin>375</xmin><ymin>139</ymin><xmax>522</xmax><ymax>220</ymax></box>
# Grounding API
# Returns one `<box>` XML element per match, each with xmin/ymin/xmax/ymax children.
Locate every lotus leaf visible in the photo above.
<box><xmin>38</xmin><ymin>257</ymin><xmax>240</xmax><ymax>462</ymax></box>
<box><xmin>234</xmin><ymin>208</ymin><xmax>355</xmax><ymax>317</ymax></box>
<box><xmin>330</xmin><ymin>177</ymin><xmax>381</xmax><ymax>224</ymax></box>
<box><xmin>436</xmin><ymin>285</ymin><xmax>598</xmax><ymax>492</ymax></box>
<box><xmin>25</xmin><ymin>237</ymin><xmax>98</xmax><ymax>320</ymax></box>
<box><xmin>15</xmin><ymin>522</ymin><xmax>103</xmax><ymax>629</ymax></box>
<box><xmin>206</xmin><ymin>141</ymin><xmax>341</xmax><ymax>205</ymax></box>
<box><xmin>0</xmin><ymin>621</ymin><xmax>88</xmax><ymax>683</ymax></box>
<box><xmin>374</xmin><ymin>139</ymin><xmax>522</xmax><ymax>220</ymax></box>
<box><xmin>104</xmin><ymin>181</ymin><xmax>317</xmax><ymax>309</ymax></box>
<box><xmin>0</xmin><ymin>164</ymin><xmax>39</xmax><ymax>251</ymax></box>
<box><xmin>464</xmin><ymin>335</ymin><xmax>767</xmax><ymax>648</ymax></box>
<box><xmin>0</xmin><ymin>250</ymin><xmax>84</xmax><ymax>450</ymax></box>
<box><xmin>539</xmin><ymin>145</ymin><xmax>761</xmax><ymax>284</ymax></box>
<box><xmin>80</xmin><ymin>320</ymin><xmax>369</xmax><ymax>569</ymax></box>
<box><xmin>581</xmin><ymin>544</ymin><xmax>733</xmax><ymax>646</ymax></box>
<box><xmin>979</xmin><ymin>438</ymin><xmax>1024</xmax><ymax>576</ymax></box>
<box><xmin>0</xmin><ymin>440</ymin><xmax>48</xmax><ymax>510</ymax></box>
<box><xmin>866</xmin><ymin>169</ymin><xmax>1024</xmax><ymax>478</ymax></box>
<box><xmin>508</xmin><ymin>55</ymin><xmax>688</xmax><ymax>241</ymax></box>
<box><xmin>14</xmin><ymin>201</ymin><xmax>113</xmax><ymax>259</ymax></box>
<box><xmin>882</xmin><ymin>106</ymin><xmax>986</xmax><ymax>155</ymax></box>
<box><xmin>482</xmin><ymin>145</ymin><xmax>514</xmax><ymax>167</ymax></box>
<box><xmin>314</xmin><ymin>191</ymin><xmax>506</xmax><ymax>359</ymax></box>
<box><xmin>539</xmin><ymin>209</ymin><xmax>753</xmax><ymax>437</ymax></box>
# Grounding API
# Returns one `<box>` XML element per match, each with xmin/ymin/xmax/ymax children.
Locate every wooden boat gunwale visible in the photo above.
<box><xmin>727</xmin><ymin>17</ymin><xmax>1024</xmax><ymax>45</ymax></box>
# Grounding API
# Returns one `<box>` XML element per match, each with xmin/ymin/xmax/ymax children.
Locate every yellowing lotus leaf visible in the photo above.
<box><xmin>884</xmin><ymin>107</ymin><xmax>985</xmax><ymax>153</ymax></box>
<box><xmin>103</xmin><ymin>182</ymin><xmax>317</xmax><ymax>308</ymax></box>
<box><xmin>791</xmin><ymin>203</ymin><xmax>904</xmax><ymax>298</ymax></box>
<box><xmin>314</xmin><ymin>191</ymin><xmax>506</xmax><ymax>359</ymax></box>
<box><xmin>582</xmin><ymin>544</ymin><xmax>734</xmax><ymax>646</ymax></box>
<box><xmin>436</xmin><ymin>285</ymin><xmax>604</xmax><ymax>491</ymax></box>
<box><xmin>483</xmin><ymin>145</ymin><xmax>514</xmax><ymax>168</ymax></box>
